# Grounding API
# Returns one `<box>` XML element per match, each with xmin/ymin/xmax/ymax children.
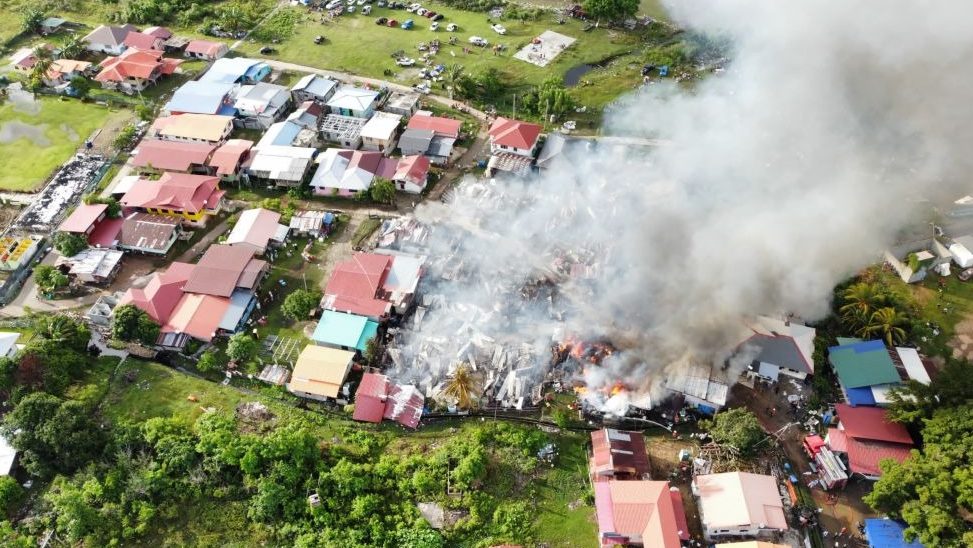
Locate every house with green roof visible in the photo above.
<box><xmin>311</xmin><ymin>310</ymin><xmax>379</xmax><ymax>353</ymax></box>
<box><xmin>828</xmin><ymin>339</ymin><xmax>903</xmax><ymax>406</ymax></box>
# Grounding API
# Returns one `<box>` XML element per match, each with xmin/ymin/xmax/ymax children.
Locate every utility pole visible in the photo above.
<box><xmin>302</xmin><ymin>271</ymin><xmax>307</xmax><ymax>291</ymax></box>
<box><xmin>512</xmin><ymin>93</ymin><xmax>516</xmax><ymax>118</ymax></box>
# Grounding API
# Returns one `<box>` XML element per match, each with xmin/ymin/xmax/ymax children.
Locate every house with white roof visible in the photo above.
<box><xmin>310</xmin><ymin>149</ymin><xmax>397</xmax><ymax>197</ymax></box>
<box><xmin>226</xmin><ymin>208</ymin><xmax>288</xmax><ymax>255</ymax></box>
<box><xmin>739</xmin><ymin>316</ymin><xmax>816</xmax><ymax>381</ymax></box>
<box><xmin>163</xmin><ymin>81</ymin><xmax>238</xmax><ymax>116</ymax></box>
<box><xmin>948</xmin><ymin>235</ymin><xmax>973</xmax><ymax>268</ymax></box>
<box><xmin>291</xmin><ymin>74</ymin><xmax>338</xmax><ymax>103</ymax></box>
<box><xmin>360</xmin><ymin>113</ymin><xmax>401</xmax><ymax>153</ymax></box>
<box><xmin>234</xmin><ymin>82</ymin><xmax>291</xmax><ymax>129</ymax></box>
<box><xmin>0</xmin><ymin>434</ymin><xmax>16</xmax><ymax>476</ymax></box>
<box><xmin>0</xmin><ymin>331</ymin><xmax>21</xmax><ymax>358</ymax></box>
<box><xmin>326</xmin><ymin>85</ymin><xmax>379</xmax><ymax>118</ymax></box>
<box><xmin>247</xmin><ymin>146</ymin><xmax>316</xmax><ymax>187</ymax></box>
<box><xmin>693</xmin><ymin>472</ymin><xmax>788</xmax><ymax>541</ymax></box>
<box><xmin>199</xmin><ymin>57</ymin><xmax>271</xmax><ymax>84</ymax></box>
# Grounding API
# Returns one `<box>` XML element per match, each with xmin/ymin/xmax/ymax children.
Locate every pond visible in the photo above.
<box><xmin>564</xmin><ymin>63</ymin><xmax>594</xmax><ymax>87</ymax></box>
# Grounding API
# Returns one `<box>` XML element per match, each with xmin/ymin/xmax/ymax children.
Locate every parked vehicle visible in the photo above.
<box><xmin>432</xmin><ymin>13</ymin><xmax>444</xmax><ymax>21</ymax></box>
<box><xmin>314</xmin><ymin>35</ymin><xmax>325</xmax><ymax>44</ymax></box>
<box><xmin>347</xmin><ymin>5</ymin><xmax>356</xmax><ymax>12</ymax></box>
<box><xmin>491</xmin><ymin>24</ymin><xmax>507</xmax><ymax>34</ymax></box>
<box><xmin>405</xmin><ymin>4</ymin><xmax>418</xmax><ymax>12</ymax></box>
<box><xmin>397</xmin><ymin>57</ymin><xmax>416</xmax><ymax>66</ymax></box>
<box><xmin>402</xmin><ymin>18</ymin><xmax>414</xmax><ymax>29</ymax></box>
<box><xmin>362</xmin><ymin>5</ymin><xmax>372</xmax><ymax>14</ymax></box>
<box><xmin>468</xmin><ymin>36</ymin><xmax>488</xmax><ymax>46</ymax></box>
<box><xmin>960</xmin><ymin>267</ymin><xmax>973</xmax><ymax>281</ymax></box>
<box><xmin>377</xmin><ymin>0</ymin><xmax>386</xmax><ymax>5</ymax></box>
<box><xmin>326</xmin><ymin>0</ymin><xmax>342</xmax><ymax>8</ymax></box>
<box><xmin>376</xmin><ymin>16</ymin><xmax>388</xmax><ymax>24</ymax></box>
<box><xmin>446</xmin><ymin>23</ymin><xmax>458</xmax><ymax>31</ymax></box>
<box><xmin>430</xmin><ymin>21</ymin><xmax>439</xmax><ymax>31</ymax></box>
<box><xmin>416</xmin><ymin>8</ymin><xmax>428</xmax><ymax>15</ymax></box>
<box><xmin>388</xmin><ymin>18</ymin><xmax>399</xmax><ymax>26</ymax></box>
<box><xmin>413</xmin><ymin>82</ymin><xmax>431</xmax><ymax>93</ymax></box>
<box><xmin>259</xmin><ymin>46</ymin><xmax>276</xmax><ymax>54</ymax></box>
<box><xmin>424</xmin><ymin>10</ymin><xmax>436</xmax><ymax>17</ymax></box>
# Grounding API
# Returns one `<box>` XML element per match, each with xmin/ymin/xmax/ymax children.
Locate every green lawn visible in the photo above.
<box><xmin>0</xmin><ymin>97</ymin><xmax>128</xmax><ymax>191</ymax></box>
<box><xmin>532</xmin><ymin>432</ymin><xmax>597</xmax><ymax>546</ymax></box>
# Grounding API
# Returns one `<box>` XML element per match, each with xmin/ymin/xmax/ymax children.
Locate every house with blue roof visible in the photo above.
<box><xmin>163</xmin><ymin>81</ymin><xmax>238</xmax><ymax>116</ymax></box>
<box><xmin>312</xmin><ymin>310</ymin><xmax>379</xmax><ymax>352</ymax></box>
<box><xmin>200</xmin><ymin>57</ymin><xmax>271</xmax><ymax>85</ymax></box>
<box><xmin>829</xmin><ymin>339</ymin><xmax>903</xmax><ymax>406</ymax></box>
<box><xmin>291</xmin><ymin>74</ymin><xmax>338</xmax><ymax>104</ymax></box>
<box><xmin>863</xmin><ymin>518</ymin><xmax>923</xmax><ymax>548</ymax></box>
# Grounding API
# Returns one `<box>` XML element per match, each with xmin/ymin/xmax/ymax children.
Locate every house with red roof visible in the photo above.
<box><xmin>823</xmin><ymin>404</ymin><xmax>914</xmax><ymax>480</ymax></box>
<box><xmin>392</xmin><ymin>155</ymin><xmax>431</xmax><ymax>194</ymax></box>
<box><xmin>488</xmin><ymin>117</ymin><xmax>542</xmax><ymax>158</ymax></box>
<box><xmin>57</xmin><ymin>203</ymin><xmax>123</xmax><ymax>249</ymax></box>
<box><xmin>94</xmin><ymin>48</ymin><xmax>183</xmax><ymax>94</ymax></box>
<box><xmin>310</xmin><ymin>149</ymin><xmax>398</xmax><ymax>197</ymax></box>
<box><xmin>407</xmin><ymin>113</ymin><xmax>462</xmax><ymax>139</ymax></box>
<box><xmin>594</xmin><ymin>480</ymin><xmax>690</xmax><ymax>547</ymax></box>
<box><xmin>122</xmin><ymin>31</ymin><xmax>165</xmax><ymax>51</ymax></box>
<box><xmin>353</xmin><ymin>372</ymin><xmax>425</xmax><ymax>428</ymax></box>
<box><xmin>118</xmin><ymin>261</ymin><xmax>195</xmax><ymax>324</ymax></box>
<box><xmin>119</xmin><ymin>172</ymin><xmax>224</xmax><ymax>226</ymax></box>
<box><xmin>131</xmin><ymin>140</ymin><xmax>216</xmax><ymax>174</ymax></box>
<box><xmin>184</xmin><ymin>39</ymin><xmax>229</xmax><ymax>61</ymax></box>
<box><xmin>589</xmin><ymin>428</ymin><xmax>651</xmax><ymax>482</ymax></box>
<box><xmin>209</xmin><ymin>139</ymin><xmax>254</xmax><ymax>182</ymax></box>
<box><xmin>322</xmin><ymin>252</ymin><xmax>424</xmax><ymax>319</ymax></box>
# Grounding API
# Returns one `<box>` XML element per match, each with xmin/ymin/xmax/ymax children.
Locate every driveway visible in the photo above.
<box><xmin>0</xmin><ymin>251</ymin><xmax>101</xmax><ymax>317</ymax></box>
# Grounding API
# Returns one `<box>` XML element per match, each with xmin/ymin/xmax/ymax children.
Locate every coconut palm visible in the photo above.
<box><xmin>839</xmin><ymin>282</ymin><xmax>885</xmax><ymax>329</ymax></box>
<box><xmin>865</xmin><ymin>307</ymin><xmax>909</xmax><ymax>346</ymax></box>
<box><xmin>443</xmin><ymin>364</ymin><xmax>478</xmax><ymax>410</ymax></box>
<box><xmin>60</xmin><ymin>35</ymin><xmax>86</xmax><ymax>60</ymax></box>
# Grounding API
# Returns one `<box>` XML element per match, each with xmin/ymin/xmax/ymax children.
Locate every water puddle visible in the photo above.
<box><xmin>0</xmin><ymin>121</ymin><xmax>50</xmax><ymax>146</ymax></box>
<box><xmin>6</xmin><ymin>84</ymin><xmax>41</xmax><ymax>115</ymax></box>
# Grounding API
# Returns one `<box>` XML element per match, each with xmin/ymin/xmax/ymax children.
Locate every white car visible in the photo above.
<box><xmin>413</xmin><ymin>82</ymin><xmax>431</xmax><ymax>94</ymax></box>
<box><xmin>446</xmin><ymin>23</ymin><xmax>458</xmax><ymax>31</ymax></box>
<box><xmin>430</xmin><ymin>21</ymin><xmax>439</xmax><ymax>31</ymax></box>
<box><xmin>491</xmin><ymin>24</ymin><xmax>506</xmax><ymax>35</ymax></box>
<box><xmin>416</xmin><ymin>7</ymin><xmax>428</xmax><ymax>15</ymax></box>
<box><xmin>362</xmin><ymin>5</ymin><xmax>372</xmax><ymax>14</ymax></box>
<box><xmin>397</xmin><ymin>57</ymin><xmax>416</xmax><ymax>66</ymax></box>
<box><xmin>326</xmin><ymin>0</ymin><xmax>342</xmax><ymax>7</ymax></box>
<box><xmin>468</xmin><ymin>36</ymin><xmax>488</xmax><ymax>46</ymax></box>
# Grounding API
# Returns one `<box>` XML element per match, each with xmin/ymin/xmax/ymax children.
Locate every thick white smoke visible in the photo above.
<box><xmin>389</xmin><ymin>1</ymin><xmax>973</xmax><ymax>404</ymax></box>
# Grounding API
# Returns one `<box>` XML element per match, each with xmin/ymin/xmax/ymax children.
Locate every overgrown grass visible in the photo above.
<box><xmin>351</xmin><ymin>217</ymin><xmax>382</xmax><ymax>248</ymax></box>
<box><xmin>531</xmin><ymin>432</ymin><xmax>596</xmax><ymax>546</ymax></box>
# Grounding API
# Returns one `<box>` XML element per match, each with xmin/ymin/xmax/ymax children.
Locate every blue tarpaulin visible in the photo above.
<box><xmin>846</xmin><ymin>386</ymin><xmax>877</xmax><ymax>406</ymax></box>
<box><xmin>864</xmin><ymin>518</ymin><xmax>923</xmax><ymax>548</ymax></box>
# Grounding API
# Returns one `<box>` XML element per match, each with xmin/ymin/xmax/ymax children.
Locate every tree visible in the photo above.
<box><xmin>369</xmin><ymin>178</ymin><xmax>396</xmax><ymax>205</ymax></box>
<box><xmin>227</xmin><ymin>333</ymin><xmax>258</xmax><ymax>363</ymax></box>
<box><xmin>699</xmin><ymin>408</ymin><xmax>765</xmax><ymax>455</ymax></box>
<box><xmin>113</xmin><ymin>124</ymin><xmax>138</xmax><ymax>151</ymax></box>
<box><xmin>865</xmin><ymin>406</ymin><xmax>973</xmax><ymax>547</ymax></box>
<box><xmin>281</xmin><ymin>289</ymin><xmax>321</xmax><ymax>321</ymax></box>
<box><xmin>60</xmin><ymin>35</ymin><xmax>85</xmax><ymax>59</ymax></box>
<box><xmin>443</xmin><ymin>364</ymin><xmax>478</xmax><ymax>410</ymax></box>
<box><xmin>0</xmin><ymin>477</ymin><xmax>24</xmax><ymax>518</ymax></box>
<box><xmin>865</xmin><ymin>306</ymin><xmax>909</xmax><ymax>346</ymax></box>
<box><xmin>34</xmin><ymin>265</ymin><xmax>69</xmax><ymax>295</ymax></box>
<box><xmin>69</xmin><ymin>75</ymin><xmax>92</xmax><ymax>98</ymax></box>
<box><xmin>53</xmin><ymin>231</ymin><xmax>88</xmax><ymax>257</ymax></box>
<box><xmin>839</xmin><ymin>282</ymin><xmax>886</xmax><ymax>330</ymax></box>
<box><xmin>886</xmin><ymin>358</ymin><xmax>973</xmax><ymax>425</ymax></box>
<box><xmin>363</xmin><ymin>336</ymin><xmax>382</xmax><ymax>367</ymax></box>
<box><xmin>196</xmin><ymin>350</ymin><xmax>223</xmax><ymax>373</ymax></box>
<box><xmin>35</xmin><ymin>315</ymin><xmax>90</xmax><ymax>352</ymax></box>
<box><xmin>21</xmin><ymin>7</ymin><xmax>45</xmax><ymax>34</ymax></box>
<box><xmin>111</xmin><ymin>304</ymin><xmax>161</xmax><ymax>345</ymax></box>
<box><xmin>582</xmin><ymin>0</ymin><xmax>638</xmax><ymax>21</ymax></box>
<box><xmin>82</xmin><ymin>195</ymin><xmax>121</xmax><ymax>218</ymax></box>
<box><xmin>522</xmin><ymin>78</ymin><xmax>575</xmax><ymax>120</ymax></box>
<box><xmin>135</xmin><ymin>102</ymin><xmax>154</xmax><ymax>122</ymax></box>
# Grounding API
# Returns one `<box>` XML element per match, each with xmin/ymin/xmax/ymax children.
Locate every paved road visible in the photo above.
<box><xmin>0</xmin><ymin>251</ymin><xmax>101</xmax><ymax>318</ymax></box>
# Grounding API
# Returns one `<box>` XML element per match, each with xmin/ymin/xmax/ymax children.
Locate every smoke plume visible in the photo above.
<box><xmin>388</xmin><ymin>1</ymin><xmax>973</xmax><ymax>406</ymax></box>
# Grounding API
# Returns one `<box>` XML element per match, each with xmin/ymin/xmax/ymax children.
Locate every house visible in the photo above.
<box><xmin>0</xmin><ymin>235</ymin><xmax>42</xmax><ymax>271</ymax></box>
<box><xmin>664</xmin><ymin>363</ymin><xmax>729</xmax><ymax>414</ymax></box>
<box><xmin>184</xmin><ymin>39</ymin><xmax>228</xmax><ymax>61</ymax></box>
<box><xmin>402</xmin><ymin>113</ymin><xmax>461</xmax><ymax>164</ymax></box>
<box><xmin>407</xmin><ymin>113</ymin><xmax>462</xmax><ymax>139</ymax></box>
<box><xmin>322</xmin><ymin>252</ymin><xmax>423</xmax><ymax>319</ymax></box>
<box><xmin>287</xmin><ymin>101</ymin><xmax>323</xmax><ymax>129</ymax></box>
<box><xmin>0</xmin><ymin>435</ymin><xmax>16</xmax><ymax>477</ymax></box>
<box><xmin>123</xmin><ymin>31</ymin><xmax>165</xmax><ymax>51</ymax></box>
<box><xmin>119</xmin><ymin>172</ymin><xmax>225</xmax><ymax>226</ymax></box>
<box><xmin>287</xmin><ymin>346</ymin><xmax>357</xmax><ymax>401</ymax></box>
<box><xmin>883</xmin><ymin>239</ymin><xmax>951</xmax><ymax>283</ymax></box>
<box><xmin>693</xmin><ymin>472</ymin><xmax>788</xmax><ymax>541</ymax></box>
<box><xmin>60</xmin><ymin>248</ymin><xmax>124</xmax><ymax>285</ymax></box>
<box><xmin>182</xmin><ymin>245</ymin><xmax>267</xmax><ymax>297</ymax></box>
<box><xmin>863</xmin><ymin>518</ymin><xmax>924</xmax><ymax>548</ymax></box>
<box><xmin>131</xmin><ymin>139</ymin><xmax>216</xmax><ymax>174</ymax></box>
<box><xmin>740</xmin><ymin>316</ymin><xmax>816</xmax><ymax>381</ymax></box>
<box><xmin>233</xmin><ymin>82</ymin><xmax>291</xmax><ymax>129</ymax></box>
<box><xmin>209</xmin><ymin>139</ymin><xmax>254</xmax><ymax>182</ymax></box>
<box><xmin>393</xmin><ymin>155</ymin><xmax>431</xmax><ymax>194</ymax></box>
<box><xmin>310</xmin><ymin>148</ymin><xmax>397</xmax><ymax>197</ymax></box>
<box><xmin>142</xmin><ymin>26</ymin><xmax>173</xmax><ymax>40</ymax></box>
<box><xmin>162</xmin><ymin>81</ymin><xmax>238</xmax><ymax>115</ymax></box>
<box><xmin>116</xmin><ymin>212</ymin><xmax>181</xmax><ymax>255</ymax></box>
<box><xmin>257</xmin><ymin>120</ymin><xmax>306</xmax><ymax>149</ymax></box>
<box><xmin>326</xmin><ymin>85</ymin><xmax>379</xmax><ymax>118</ymax></box>
<box><xmin>57</xmin><ymin>203</ymin><xmax>123</xmax><ymax>248</ymax></box>
<box><xmin>947</xmin><ymin>235</ymin><xmax>973</xmax><ymax>268</ymax></box>
<box><xmin>290</xmin><ymin>210</ymin><xmax>335</xmax><ymax>237</ymax></box>
<box><xmin>247</xmin><ymin>146</ymin><xmax>316</xmax><ymax>187</ymax></box>
<box><xmin>86</xmin><ymin>294</ymin><xmax>118</xmax><ymax>327</ymax></box>
<box><xmin>824</xmin><ymin>404</ymin><xmax>914</xmax><ymax>480</ymax></box>
<box><xmin>360</xmin><ymin>113</ymin><xmax>402</xmax><ymax>153</ymax></box>
<box><xmin>43</xmin><ymin>59</ymin><xmax>93</xmax><ymax>87</ymax></box>
<box><xmin>312</xmin><ymin>310</ymin><xmax>378</xmax><ymax>351</ymax></box>
<box><xmin>488</xmin><ymin>117</ymin><xmax>542</xmax><ymax>157</ymax></box>
<box><xmin>150</xmin><ymin>114</ymin><xmax>234</xmax><ymax>145</ymax></box>
<box><xmin>225</xmin><ymin>208</ymin><xmax>288</xmax><ymax>255</ymax></box>
<box><xmin>160</xmin><ymin>286</ymin><xmax>258</xmax><ymax>347</ymax></box>
<box><xmin>118</xmin><ymin>261</ymin><xmax>195</xmax><ymax>324</ymax></box>
<box><xmin>353</xmin><ymin>372</ymin><xmax>424</xmax><ymax>428</ymax></box>
<box><xmin>319</xmin><ymin>114</ymin><xmax>366</xmax><ymax>149</ymax></box>
<box><xmin>291</xmin><ymin>74</ymin><xmax>338</xmax><ymax>103</ymax></box>
<box><xmin>199</xmin><ymin>57</ymin><xmax>270</xmax><ymax>84</ymax></box>
<box><xmin>0</xmin><ymin>332</ymin><xmax>21</xmax><ymax>358</ymax></box>
<box><xmin>594</xmin><ymin>480</ymin><xmax>690</xmax><ymax>547</ymax></box>
<box><xmin>589</xmin><ymin>428</ymin><xmax>651</xmax><ymax>482</ymax></box>
<box><xmin>828</xmin><ymin>339</ymin><xmax>903</xmax><ymax>406</ymax></box>
<box><xmin>383</xmin><ymin>91</ymin><xmax>421</xmax><ymax>117</ymax></box>
<box><xmin>40</xmin><ymin>17</ymin><xmax>68</xmax><ymax>35</ymax></box>
<box><xmin>536</xmin><ymin>132</ymin><xmax>570</xmax><ymax>170</ymax></box>
<box><xmin>94</xmin><ymin>49</ymin><xmax>183</xmax><ymax>94</ymax></box>
<box><xmin>83</xmin><ymin>24</ymin><xmax>138</xmax><ymax>55</ymax></box>
<box><xmin>11</xmin><ymin>44</ymin><xmax>60</xmax><ymax>73</ymax></box>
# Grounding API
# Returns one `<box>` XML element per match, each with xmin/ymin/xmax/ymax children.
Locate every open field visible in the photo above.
<box><xmin>0</xmin><ymin>95</ymin><xmax>127</xmax><ymax>191</ymax></box>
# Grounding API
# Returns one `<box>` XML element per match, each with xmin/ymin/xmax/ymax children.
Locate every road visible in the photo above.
<box><xmin>0</xmin><ymin>251</ymin><xmax>101</xmax><ymax>318</ymax></box>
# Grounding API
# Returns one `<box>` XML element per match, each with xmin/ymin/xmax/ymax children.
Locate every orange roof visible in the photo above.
<box><xmin>120</xmin><ymin>172</ymin><xmax>221</xmax><ymax>214</ymax></box>
<box><xmin>122</xmin><ymin>32</ymin><xmax>162</xmax><ymax>50</ymax></box>
<box><xmin>95</xmin><ymin>49</ymin><xmax>182</xmax><ymax>83</ymax></box>
<box><xmin>594</xmin><ymin>481</ymin><xmax>684</xmax><ymax>547</ymax></box>
<box><xmin>209</xmin><ymin>139</ymin><xmax>254</xmax><ymax>175</ymax></box>
<box><xmin>407</xmin><ymin>113</ymin><xmax>462</xmax><ymax>139</ymax></box>
<box><xmin>323</xmin><ymin>253</ymin><xmax>392</xmax><ymax>318</ymax></box>
<box><xmin>162</xmin><ymin>293</ymin><xmax>230</xmax><ymax>341</ymax></box>
<box><xmin>489</xmin><ymin>117</ymin><xmax>542</xmax><ymax>149</ymax></box>
<box><xmin>185</xmin><ymin>40</ymin><xmax>226</xmax><ymax>57</ymax></box>
<box><xmin>131</xmin><ymin>140</ymin><xmax>216</xmax><ymax>172</ymax></box>
<box><xmin>45</xmin><ymin>59</ymin><xmax>92</xmax><ymax>80</ymax></box>
<box><xmin>118</xmin><ymin>262</ymin><xmax>195</xmax><ymax>324</ymax></box>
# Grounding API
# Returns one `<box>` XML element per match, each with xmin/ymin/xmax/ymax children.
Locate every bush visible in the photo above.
<box><xmin>0</xmin><ymin>477</ymin><xmax>24</xmax><ymax>518</ymax></box>
<box><xmin>52</xmin><ymin>232</ymin><xmax>87</xmax><ymax>257</ymax></box>
<box><xmin>281</xmin><ymin>289</ymin><xmax>321</xmax><ymax>321</ymax></box>
<box><xmin>112</xmin><ymin>305</ymin><xmax>161</xmax><ymax>346</ymax></box>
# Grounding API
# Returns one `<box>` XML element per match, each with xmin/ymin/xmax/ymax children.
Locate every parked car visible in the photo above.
<box><xmin>432</xmin><ymin>13</ymin><xmax>444</xmax><ymax>21</ymax></box>
<box><xmin>446</xmin><ymin>22</ymin><xmax>458</xmax><ymax>31</ymax></box>
<box><xmin>960</xmin><ymin>267</ymin><xmax>973</xmax><ymax>281</ymax></box>
<box><xmin>397</xmin><ymin>57</ymin><xmax>416</xmax><ymax>66</ymax></box>
<box><xmin>375</xmin><ymin>16</ymin><xmax>388</xmax><ymax>24</ymax></box>
<box><xmin>314</xmin><ymin>35</ymin><xmax>325</xmax><ymax>44</ymax></box>
<box><xmin>259</xmin><ymin>46</ymin><xmax>276</xmax><ymax>54</ymax></box>
<box><xmin>402</xmin><ymin>18</ymin><xmax>414</xmax><ymax>29</ymax></box>
<box><xmin>424</xmin><ymin>10</ymin><xmax>436</xmax><ymax>17</ymax></box>
<box><xmin>416</xmin><ymin>8</ymin><xmax>428</xmax><ymax>15</ymax></box>
<box><xmin>388</xmin><ymin>18</ymin><xmax>399</xmax><ymax>26</ymax></box>
<box><xmin>363</xmin><ymin>5</ymin><xmax>372</xmax><ymax>14</ymax></box>
<box><xmin>347</xmin><ymin>5</ymin><xmax>356</xmax><ymax>12</ymax></box>
<box><xmin>491</xmin><ymin>24</ymin><xmax>507</xmax><ymax>34</ymax></box>
<box><xmin>377</xmin><ymin>0</ymin><xmax>386</xmax><ymax>5</ymax></box>
<box><xmin>430</xmin><ymin>21</ymin><xmax>439</xmax><ymax>30</ymax></box>
<box><xmin>405</xmin><ymin>4</ymin><xmax>417</xmax><ymax>12</ymax></box>
<box><xmin>413</xmin><ymin>82</ymin><xmax>431</xmax><ymax>94</ymax></box>
<box><xmin>326</xmin><ymin>0</ymin><xmax>342</xmax><ymax>8</ymax></box>
<box><xmin>468</xmin><ymin>36</ymin><xmax>488</xmax><ymax>46</ymax></box>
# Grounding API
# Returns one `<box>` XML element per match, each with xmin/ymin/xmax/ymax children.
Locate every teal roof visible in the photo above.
<box><xmin>828</xmin><ymin>339</ymin><xmax>901</xmax><ymax>389</ymax></box>
<box><xmin>836</xmin><ymin>337</ymin><xmax>864</xmax><ymax>346</ymax></box>
<box><xmin>311</xmin><ymin>310</ymin><xmax>378</xmax><ymax>352</ymax></box>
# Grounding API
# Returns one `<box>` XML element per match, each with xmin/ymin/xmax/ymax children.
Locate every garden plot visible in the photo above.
<box><xmin>514</xmin><ymin>30</ymin><xmax>576</xmax><ymax>68</ymax></box>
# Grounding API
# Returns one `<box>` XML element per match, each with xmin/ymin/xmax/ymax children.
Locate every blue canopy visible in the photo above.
<box><xmin>864</xmin><ymin>518</ymin><xmax>923</xmax><ymax>548</ymax></box>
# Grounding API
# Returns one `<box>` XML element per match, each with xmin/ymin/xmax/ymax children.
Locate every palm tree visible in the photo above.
<box><xmin>443</xmin><ymin>364</ymin><xmax>478</xmax><ymax>410</ymax></box>
<box><xmin>442</xmin><ymin>64</ymin><xmax>466</xmax><ymax>100</ymax></box>
<box><xmin>37</xmin><ymin>315</ymin><xmax>77</xmax><ymax>343</ymax></box>
<box><xmin>60</xmin><ymin>35</ymin><xmax>86</xmax><ymax>60</ymax></box>
<box><xmin>839</xmin><ymin>282</ymin><xmax>885</xmax><ymax>329</ymax></box>
<box><xmin>865</xmin><ymin>307</ymin><xmax>909</xmax><ymax>346</ymax></box>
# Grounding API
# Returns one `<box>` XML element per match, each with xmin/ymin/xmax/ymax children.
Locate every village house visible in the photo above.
<box><xmin>82</xmin><ymin>24</ymin><xmax>137</xmax><ymax>55</ymax></box>
<box><xmin>312</xmin><ymin>310</ymin><xmax>378</xmax><ymax>352</ymax></box>
<box><xmin>287</xmin><ymin>101</ymin><xmax>323</xmax><ymax>129</ymax></box>
<box><xmin>400</xmin><ymin>113</ymin><xmax>462</xmax><ymax>164</ymax></box>
<box><xmin>184</xmin><ymin>39</ymin><xmax>229</xmax><ymax>61</ymax></box>
<box><xmin>225</xmin><ymin>208</ymin><xmax>288</xmax><ymax>255</ymax></box>
<box><xmin>257</xmin><ymin>120</ymin><xmax>308</xmax><ymax>149</ymax></box>
<box><xmin>162</xmin><ymin>81</ymin><xmax>238</xmax><ymax>116</ymax></box>
<box><xmin>119</xmin><ymin>172</ymin><xmax>225</xmax><ymax>226</ymax></box>
<box><xmin>209</xmin><ymin>139</ymin><xmax>254</xmax><ymax>183</ymax></box>
<box><xmin>326</xmin><ymin>85</ymin><xmax>380</xmax><ymax>118</ymax></box>
<box><xmin>360</xmin><ymin>113</ymin><xmax>402</xmax><ymax>153</ymax></box>
<box><xmin>115</xmin><ymin>212</ymin><xmax>182</xmax><ymax>256</ymax></box>
<box><xmin>57</xmin><ymin>203</ymin><xmax>123</xmax><ymax>248</ymax></box>
<box><xmin>693</xmin><ymin>471</ymin><xmax>788</xmax><ymax>541</ymax></box>
<box><xmin>310</xmin><ymin>149</ymin><xmax>397</xmax><ymax>197</ymax></box>
<box><xmin>131</xmin><ymin>139</ymin><xmax>216</xmax><ymax>174</ymax></box>
<box><xmin>11</xmin><ymin>44</ymin><xmax>61</xmax><ymax>73</ymax></box>
<box><xmin>0</xmin><ymin>434</ymin><xmax>17</xmax><ymax>477</ymax></box>
<box><xmin>589</xmin><ymin>428</ymin><xmax>651</xmax><ymax>482</ymax></box>
<box><xmin>383</xmin><ymin>91</ymin><xmax>422</xmax><ymax>117</ymax></box>
<box><xmin>822</xmin><ymin>404</ymin><xmax>914</xmax><ymax>480</ymax></box>
<box><xmin>392</xmin><ymin>155</ymin><xmax>431</xmax><ymax>194</ymax></box>
<box><xmin>118</xmin><ymin>261</ymin><xmax>195</xmax><ymax>326</ymax></box>
<box><xmin>142</xmin><ymin>26</ymin><xmax>172</xmax><ymax>40</ymax></box>
<box><xmin>247</xmin><ymin>146</ymin><xmax>316</xmax><ymax>187</ymax></box>
<box><xmin>180</xmin><ymin>243</ymin><xmax>267</xmax><ymax>296</ymax></box>
<box><xmin>200</xmin><ymin>57</ymin><xmax>271</xmax><ymax>85</ymax></box>
<box><xmin>287</xmin><ymin>346</ymin><xmax>357</xmax><ymax>402</ymax></box>
<box><xmin>58</xmin><ymin>248</ymin><xmax>124</xmax><ymax>285</ymax></box>
<box><xmin>94</xmin><ymin>48</ymin><xmax>183</xmax><ymax>94</ymax></box>
<box><xmin>664</xmin><ymin>363</ymin><xmax>730</xmax><ymax>415</ymax></box>
<box><xmin>827</xmin><ymin>338</ymin><xmax>933</xmax><ymax>406</ymax></box>
<box><xmin>352</xmin><ymin>372</ymin><xmax>425</xmax><ymax>428</ymax></box>
<box><xmin>150</xmin><ymin>114</ymin><xmax>234</xmax><ymax>145</ymax></box>
<box><xmin>40</xmin><ymin>17</ymin><xmax>69</xmax><ymax>35</ymax></box>
<box><xmin>321</xmin><ymin>251</ymin><xmax>423</xmax><ymax>319</ymax></box>
<box><xmin>319</xmin><ymin>114</ymin><xmax>366</xmax><ymax>149</ymax></box>
<box><xmin>740</xmin><ymin>316</ymin><xmax>816</xmax><ymax>381</ymax></box>
<box><xmin>594</xmin><ymin>480</ymin><xmax>690</xmax><ymax>547</ymax></box>
<box><xmin>122</xmin><ymin>31</ymin><xmax>165</xmax><ymax>51</ymax></box>
<box><xmin>489</xmin><ymin>117</ymin><xmax>542</xmax><ymax>157</ymax></box>
<box><xmin>291</xmin><ymin>74</ymin><xmax>338</xmax><ymax>104</ymax></box>
<box><xmin>0</xmin><ymin>332</ymin><xmax>21</xmax><ymax>358</ymax></box>
<box><xmin>233</xmin><ymin>82</ymin><xmax>291</xmax><ymax>129</ymax></box>
<box><xmin>883</xmin><ymin>239</ymin><xmax>951</xmax><ymax>284</ymax></box>
<box><xmin>43</xmin><ymin>59</ymin><xmax>93</xmax><ymax>88</ymax></box>
<box><xmin>289</xmin><ymin>210</ymin><xmax>335</xmax><ymax>237</ymax></box>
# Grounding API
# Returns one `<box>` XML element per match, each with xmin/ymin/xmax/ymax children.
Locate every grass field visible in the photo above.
<box><xmin>0</xmin><ymin>96</ymin><xmax>128</xmax><ymax>191</ymax></box>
